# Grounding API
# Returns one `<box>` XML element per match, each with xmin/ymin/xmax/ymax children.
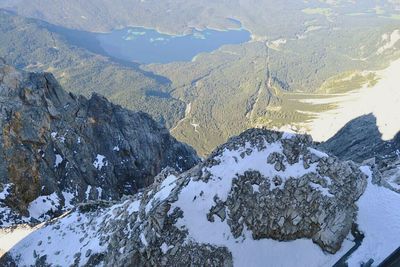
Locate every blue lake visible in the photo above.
<box><xmin>94</xmin><ymin>27</ymin><xmax>251</xmax><ymax>64</ymax></box>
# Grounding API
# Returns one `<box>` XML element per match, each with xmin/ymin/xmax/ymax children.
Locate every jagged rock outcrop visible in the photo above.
<box><xmin>1</xmin><ymin>129</ymin><xmax>370</xmax><ymax>266</ymax></box>
<box><xmin>0</xmin><ymin>60</ymin><xmax>199</xmax><ymax>225</ymax></box>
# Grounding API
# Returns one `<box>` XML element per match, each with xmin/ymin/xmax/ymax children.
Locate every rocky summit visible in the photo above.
<box><xmin>4</xmin><ymin>128</ymin><xmax>400</xmax><ymax>267</ymax></box>
<box><xmin>0</xmin><ymin>60</ymin><xmax>199</xmax><ymax>226</ymax></box>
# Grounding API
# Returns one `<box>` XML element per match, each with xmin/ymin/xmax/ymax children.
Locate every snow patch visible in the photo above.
<box><xmin>282</xmin><ymin>132</ymin><xmax>296</xmax><ymax>139</ymax></box>
<box><xmin>140</xmin><ymin>232</ymin><xmax>148</xmax><ymax>247</ymax></box>
<box><xmin>85</xmin><ymin>185</ymin><xmax>92</xmax><ymax>200</ymax></box>
<box><xmin>127</xmin><ymin>200</ymin><xmax>140</xmax><ymax>215</ymax></box>
<box><xmin>62</xmin><ymin>191</ymin><xmax>75</xmax><ymax>209</ymax></box>
<box><xmin>93</xmin><ymin>154</ymin><xmax>108</xmax><ymax>170</ymax></box>
<box><xmin>54</xmin><ymin>154</ymin><xmax>63</xmax><ymax>168</ymax></box>
<box><xmin>146</xmin><ymin>175</ymin><xmax>177</xmax><ymax>213</ymax></box>
<box><xmin>252</xmin><ymin>184</ymin><xmax>260</xmax><ymax>193</ymax></box>
<box><xmin>308</xmin><ymin>147</ymin><xmax>329</xmax><ymax>158</ymax></box>
<box><xmin>97</xmin><ymin>187</ymin><xmax>103</xmax><ymax>199</ymax></box>
<box><xmin>0</xmin><ymin>184</ymin><xmax>11</xmax><ymax>200</ymax></box>
<box><xmin>309</xmin><ymin>182</ymin><xmax>334</xmax><ymax>197</ymax></box>
<box><xmin>28</xmin><ymin>193</ymin><xmax>60</xmax><ymax>220</ymax></box>
<box><xmin>160</xmin><ymin>242</ymin><xmax>170</xmax><ymax>254</ymax></box>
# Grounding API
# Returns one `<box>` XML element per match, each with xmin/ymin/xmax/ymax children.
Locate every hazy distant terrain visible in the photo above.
<box><xmin>1</xmin><ymin>0</ymin><xmax>399</xmax><ymax>155</ymax></box>
<box><xmin>2</xmin><ymin>0</ymin><xmax>400</xmax><ymax>36</ymax></box>
<box><xmin>0</xmin><ymin>11</ymin><xmax>185</xmax><ymax>128</ymax></box>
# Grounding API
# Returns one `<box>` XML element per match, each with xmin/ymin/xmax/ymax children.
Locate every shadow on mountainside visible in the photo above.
<box><xmin>318</xmin><ymin>113</ymin><xmax>400</xmax><ymax>163</ymax></box>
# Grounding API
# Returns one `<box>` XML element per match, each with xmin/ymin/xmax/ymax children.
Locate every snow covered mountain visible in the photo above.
<box><xmin>2</xmin><ymin>129</ymin><xmax>400</xmax><ymax>266</ymax></box>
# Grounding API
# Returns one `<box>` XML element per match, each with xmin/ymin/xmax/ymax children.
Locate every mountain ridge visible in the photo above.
<box><xmin>0</xmin><ymin>60</ymin><xmax>199</xmax><ymax>227</ymax></box>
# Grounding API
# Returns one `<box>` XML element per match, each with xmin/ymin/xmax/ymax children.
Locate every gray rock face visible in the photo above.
<box><xmin>0</xmin><ymin>61</ymin><xmax>199</xmax><ymax>225</ymax></box>
<box><xmin>1</xmin><ymin>129</ymin><xmax>368</xmax><ymax>266</ymax></box>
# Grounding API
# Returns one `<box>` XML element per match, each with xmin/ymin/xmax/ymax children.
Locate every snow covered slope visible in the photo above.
<box><xmin>347</xmin><ymin>166</ymin><xmax>400</xmax><ymax>266</ymax></box>
<box><xmin>5</xmin><ymin>129</ymin><xmax>399</xmax><ymax>266</ymax></box>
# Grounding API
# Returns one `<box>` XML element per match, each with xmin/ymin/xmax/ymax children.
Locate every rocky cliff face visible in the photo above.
<box><xmin>1</xmin><ymin>129</ymin><xmax>374</xmax><ymax>267</ymax></box>
<box><xmin>0</xmin><ymin>60</ymin><xmax>199</xmax><ymax>225</ymax></box>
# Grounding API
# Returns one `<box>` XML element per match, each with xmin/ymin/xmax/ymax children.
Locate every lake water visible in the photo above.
<box><xmin>94</xmin><ymin>27</ymin><xmax>251</xmax><ymax>64</ymax></box>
